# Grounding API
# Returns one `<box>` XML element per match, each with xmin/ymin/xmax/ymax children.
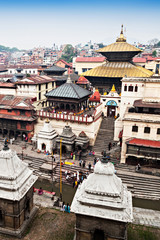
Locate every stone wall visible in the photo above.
<box><xmin>75</xmin><ymin>214</ymin><xmax>127</xmax><ymax>240</ymax></box>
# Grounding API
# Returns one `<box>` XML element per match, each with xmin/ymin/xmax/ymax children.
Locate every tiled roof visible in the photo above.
<box><xmin>54</xmin><ymin>73</ymin><xmax>79</xmax><ymax>82</ymax></box>
<box><xmin>89</xmin><ymin>90</ymin><xmax>100</xmax><ymax>102</ymax></box>
<box><xmin>46</xmin><ymin>82</ymin><xmax>91</xmax><ymax>99</ymax></box>
<box><xmin>77</xmin><ymin>76</ymin><xmax>89</xmax><ymax>85</ymax></box>
<box><xmin>16</xmin><ymin>75</ymin><xmax>55</xmax><ymax>85</ymax></box>
<box><xmin>0</xmin><ymin>114</ymin><xmax>36</xmax><ymax>121</ymax></box>
<box><xmin>0</xmin><ymin>83</ymin><xmax>16</xmax><ymax>88</ymax></box>
<box><xmin>76</xmin><ymin>57</ymin><xmax>106</xmax><ymax>62</ymax></box>
<box><xmin>97</xmin><ymin>42</ymin><xmax>142</xmax><ymax>53</ymax></box>
<box><xmin>0</xmin><ymin>95</ymin><xmax>34</xmax><ymax>110</ymax></box>
<box><xmin>133</xmin><ymin>58</ymin><xmax>146</xmax><ymax>63</ymax></box>
<box><xmin>8</xmin><ymin>65</ymin><xmax>40</xmax><ymax>69</ymax></box>
<box><xmin>128</xmin><ymin>138</ymin><xmax>160</xmax><ymax>148</ymax></box>
<box><xmin>83</xmin><ymin>62</ymin><xmax>153</xmax><ymax>78</ymax></box>
<box><xmin>43</xmin><ymin>64</ymin><xmax>66</xmax><ymax>72</ymax></box>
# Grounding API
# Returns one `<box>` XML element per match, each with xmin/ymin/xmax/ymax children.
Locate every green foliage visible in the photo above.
<box><xmin>128</xmin><ymin>224</ymin><xmax>159</xmax><ymax>240</ymax></box>
<box><xmin>97</xmin><ymin>43</ymin><xmax>105</xmax><ymax>48</ymax></box>
<box><xmin>60</xmin><ymin>44</ymin><xmax>76</xmax><ymax>63</ymax></box>
<box><xmin>152</xmin><ymin>50</ymin><xmax>157</xmax><ymax>57</ymax></box>
<box><xmin>0</xmin><ymin>45</ymin><xmax>20</xmax><ymax>52</ymax></box>
<box><xmin>154</xmin><ymin>41</ymin><xmax>160</xmax><ymax>48</ymax></box>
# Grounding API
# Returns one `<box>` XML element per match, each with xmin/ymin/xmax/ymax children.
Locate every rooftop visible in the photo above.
<box><xmin>16</xmin><ymin>75</ymin><xmax>55</xmax><ymax>85</ymax></box>
<box><xmin>44</xmin><ymin>64</ymin><xmax>66</xmax><ymax>73</ymax></box>
<box><xmin>83</xmin><ymin>62</ymin><xmax>153</xmax><ymax>78</ymax></box>
<box><xmin>0</xmin><ymin>94</ymin><xmax>34</xmax><ymax>110</ymax></box>
<box><xmin>76</xmin><ymin>57</ymin><xmax>106</xmax><ymax>63</ymax></box>
<box><xmin>46</xmin><ymin>76</ymin><xmax>91</xmax><ymax>100</ymax></box>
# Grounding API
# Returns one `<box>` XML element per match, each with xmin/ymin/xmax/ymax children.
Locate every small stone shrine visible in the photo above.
<box><xmin>0</xmin><ymin>140</ymin><xmax>38</xmax><ymax>238</ymax></box>
<box><xmin>56</xmin><ymin>125</ymin><xmax>76</xmax><ymax>153</ymax></box>
<box><xmin>75</xmin><ymin>131</ymin><xmax>89</xmax><ymax>156</ymax></box>
<box><xmin>71</xmin><ymin>151</ymin><xmax>132</xmax><ymax>240</ymax></box>
<box><xmin>37</xmin><ymin>119</ymin><xmax>58</xmax><ymax>153</ymax></box>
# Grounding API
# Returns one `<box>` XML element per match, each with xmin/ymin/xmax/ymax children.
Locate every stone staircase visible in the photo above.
<box><xmin>93</xmin><ymin>117</ymin><xmax>115</xmax><ymax>155</ymax></box>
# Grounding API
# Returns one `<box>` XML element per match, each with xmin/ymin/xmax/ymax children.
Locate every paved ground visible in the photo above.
<box><xmin>33</xmin><ymin>192</ymin><xmax>160</xmax><ymax>229</ymax></box>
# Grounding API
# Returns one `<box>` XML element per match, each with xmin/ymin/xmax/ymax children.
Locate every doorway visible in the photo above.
<box><xmin>93</xmin><ymin>229</ymin><xmax>105</xmax><ymax>240</ymax></box>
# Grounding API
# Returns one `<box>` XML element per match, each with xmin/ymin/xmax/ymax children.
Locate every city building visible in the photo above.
<box><xmin>16</xmin><ymin>75</ymin><xmax>56</xmax><ymax>109</ymax></box>
<box><xmin>0</xmin><ymin>95</ymin><xmax>37</xmax><ymax>142</ymax></box>
<box><xmin>114</xmin><ymin>76</ymin><xmax>160</xmax><ymax>165</ymax></box>
<box><xmin>74</xmin><ymin>57</ymin><xmax>105</xmax><ymax>75</ymax></box>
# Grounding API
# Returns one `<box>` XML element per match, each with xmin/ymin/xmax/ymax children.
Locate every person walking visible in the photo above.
<box><xmin>108</xmin><ymin>142</ymin><xmax>112</xmax><ymax>151</ymax></box>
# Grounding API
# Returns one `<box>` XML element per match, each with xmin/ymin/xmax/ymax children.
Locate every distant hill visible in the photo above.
<box><xmin>0</xmin><ymin>45</ymin><xmax>20</xmax><ymax>52</ymax></box>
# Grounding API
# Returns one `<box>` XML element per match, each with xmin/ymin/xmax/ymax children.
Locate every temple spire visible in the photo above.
<box><xmin>116</xmin><ymin>24</ymin><xmax>126</xmax><ymax>42</ymax></box>
<box><xmin>66</xmin><ymin>74</ymin><xmax>72</xmax><ymax>84</ymax></box>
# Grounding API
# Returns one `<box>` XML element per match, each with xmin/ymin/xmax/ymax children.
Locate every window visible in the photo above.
<box><xmin>33</xmin><ymin>70</ymin><xmax>35</xmax><ymax>74</ymax></box>
<box><xmin>39</xmin><ymin>85</ymin><xmax>41</xmax><ymax>91</ymax></box>
<box><xmin>39</xmin><ymin>92</ymin><xmax>41</xmax><ymax>100</ymax></box>
<box><xmin>20</xmin><ymin>110</ymin><xmax>25</xmax><ymax>115</ymax></box>
<box><xmin>157</xmin><ymin>128</ymin><xmax>160</xmax><ymax>134</ymax></box>
<box><xmin>52</xmin><ymin>82</ymin><xmax>55</xmax><ymax>88</ymax></box>
<box><xmin>103</xmin><ymin>99</ymin><xmax>106</xmax><ymax>102</ymax></box>
<box><xmin>29</xmin><ymin>70</ymin><xmax>31</xmax><ymax>73</ymax></box>
<box><xmin>82</xmin><ymin>68</ymin><xmax>87</xmax><ymax>72</ymax></box>
<box><xmin>128</xmin><ymin>85</ymin><xmax>133</xmax><ymax>92</ymax></box>
<box><xmin>46</xmin><ymin>83</ymin><xmax>48</xmax><ymax>89</ymax></box>
<box><xmin>20</xmin><ymin>122</ymin><xmax>26</xmax><ymax>129</ymax></box>
<box><xmin>124</xmin><ymin>85</ymin><xmax>127</xmax><ymax>91</ymax></box>
<box><xmin>10</xmin><ymin>70</ymin><xmax>12</xmax><ymax>73</ymax></box>
<box><xmin>132</xmin><ymin>125</ymin><xmax>138</xmax><ymax>132</ymax></box>
<box><xmin>144</xmin><ymin>127</ymin><xmax>150</xmax><ymax>133</ymax></box>
<box><xmin>25</xmin><ymin>70</ymin><xmax>27</xmax><ymax>74</ymax></box>
<box><xmin>7</xmin><ymin>109</ymin><xmax>12</xmax><ymax>113</ymax></box>
<box><xmin>135</xmin><ymin>85</ymin><xmax>138</xmax><ymax>92</ymax></box>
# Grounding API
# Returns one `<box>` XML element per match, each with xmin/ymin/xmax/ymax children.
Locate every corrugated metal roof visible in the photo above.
<box><xmin>128</xmin><ymin>138</ymin><xmax>160</xmax><ymax>148</ymax></box>
<box><xmin>83</xmin><ymin>62</ymin><xmax>153</xmax><ymax>78</ymax></box>
<box><xmin>44</xmin><ymin>64</ymin><xmax>66</xmax><ymax>72</ymax></box>
<box><xmin>46</xmin><ymin>83</ymin><xmax>91</xmax><ymax>99</ymax></box>
<box><xmin>97</xmin><ymin>42</ymin><xmax>142</xmax><ymax>53</ymax></box>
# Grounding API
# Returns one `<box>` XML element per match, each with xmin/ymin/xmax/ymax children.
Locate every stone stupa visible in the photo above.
<box><xmin>71</xmin><ymin>151</ymin><xmax>132</xmax><ymax>240</ymax></box>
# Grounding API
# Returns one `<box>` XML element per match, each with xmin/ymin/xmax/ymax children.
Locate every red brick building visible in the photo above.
<box><xmin>0</xmin><ymin>95</ymin><xmax>37</xmax><ymax>142</ymax></box>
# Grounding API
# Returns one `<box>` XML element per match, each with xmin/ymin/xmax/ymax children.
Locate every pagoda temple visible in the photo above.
<box><xmin>45</xmin><ymin>75</ymin><xmax>91</xmax><ymax>112</ymax></box>
<box><xmin>83</xmin><ymin>25</ymin><xmax>153</xmax><ymax>94</ymax></box>
<box><xmin>71</xmin><ymin>152</ymin><xmax>132</xmax><ymax>240</ymax></box>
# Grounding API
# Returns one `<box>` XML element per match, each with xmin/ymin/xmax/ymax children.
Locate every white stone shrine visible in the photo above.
<box><xmin>37</xmin><ymin>119</ymin><xmax>58</xmax><ymax>153</ymax></box>
<box><xmin>71</xmin><ymin>152</ymin><xmax>132</xmax><ymax>240</ymax></box>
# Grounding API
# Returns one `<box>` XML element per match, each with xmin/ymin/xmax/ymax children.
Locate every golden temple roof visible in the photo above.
<box><xmin>83</xmin><ymin>62</ymin><xmax>153</xmax><ymax>78</ymax></box>
<box><xmin>97</xmin><ymin>25</ymin><xmax>142</xmax><ymax>53</ymax></box>
<box><xmin>97</xmin><ymin>42</ymin><xmax>142</xmax><ymax>53</ymax></box>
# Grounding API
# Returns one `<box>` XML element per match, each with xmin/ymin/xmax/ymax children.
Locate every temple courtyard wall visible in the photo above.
<box><xmin>34</xmin><ymin>116</ymin><xmax>102</xmax><ymax>146</ymax></box>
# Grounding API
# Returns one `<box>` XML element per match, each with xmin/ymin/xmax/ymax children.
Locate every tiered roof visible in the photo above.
<box><xmin>0</xmin><ymin>142</ymin><xmax>37</xmax><ymax>201</ymax></box>
<box><xmin>71</xmin><ymin>156</ymin><xmax>132</xmax><ymax>222</ymax></box>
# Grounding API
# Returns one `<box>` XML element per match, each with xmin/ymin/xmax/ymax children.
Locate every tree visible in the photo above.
<box><xmin>152</xmin><ymin>50</ymin><xmax>157</xmax><ymax>57</ymax></box>
<box><xmin>60</xmin><ymin>44</ymin><xmax>76</xmax><ymax>63</ymax></box>
<box><xmin>97</xmin><ymin>43</ymin><xmax>105</xmax><ymax>48</ymax></box>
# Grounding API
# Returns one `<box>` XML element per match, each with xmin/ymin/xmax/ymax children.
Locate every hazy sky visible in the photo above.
<box><xmin>0</xmin><ymin>0</ymin><xmax>160</xmax><ymax>49</ymax></box>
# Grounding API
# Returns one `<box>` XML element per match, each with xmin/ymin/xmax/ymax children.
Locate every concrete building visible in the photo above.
<box><xmin>114</xmin><ymin>76</ymin><xmax>160</xmax><ymax>165</ymax></box>
<box><xmin>71</xmin><ymin>152</ymin><xmax>132</xmax><ymax>240</ymax></box>
<box><xmin>74</xmin><ymin>57</ymin><xmax>105</xmax><ymax>75</ymax></box>
<box><xmin>16</xmin><ymin>75</ymin><xmax>56</xmax><ymax>110</ymax></box>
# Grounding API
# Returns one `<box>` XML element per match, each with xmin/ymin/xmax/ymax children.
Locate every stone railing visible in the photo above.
<box><xmin>36</xmin><ymin>103</ymin><xmax>102</xmax><ymax>124</ymax></box>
